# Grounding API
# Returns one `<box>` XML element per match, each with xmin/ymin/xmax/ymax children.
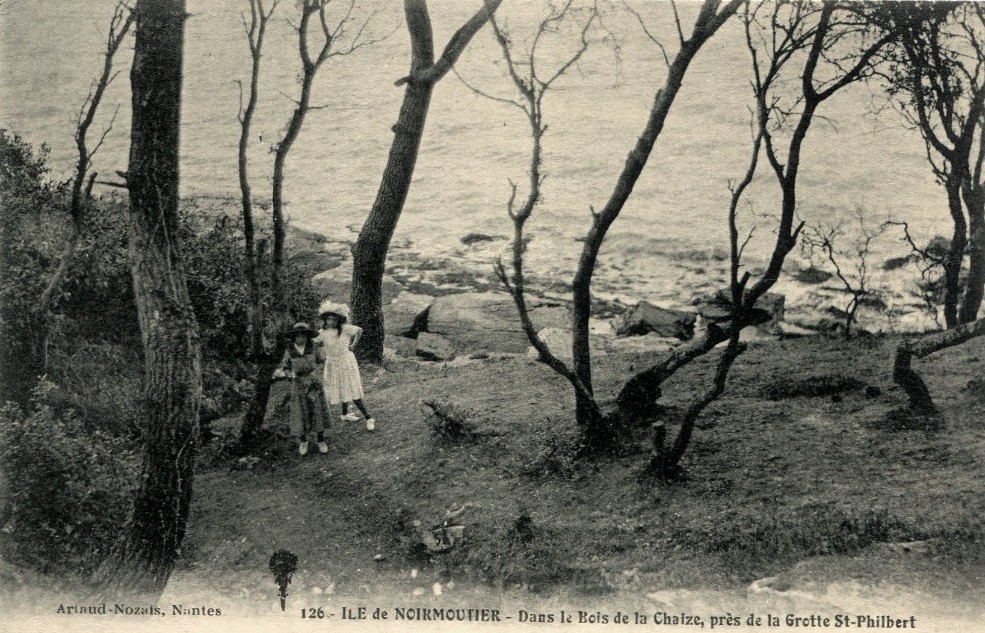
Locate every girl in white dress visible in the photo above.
<box><xmin>317</xmin><ymin>300</ymin><xmax>377</xmax><ymax>431</ymax></box>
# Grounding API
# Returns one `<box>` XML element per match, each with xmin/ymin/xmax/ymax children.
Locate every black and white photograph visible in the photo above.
<box><xmin>1</xmin><ymin>0</ymin><xmax>984</xmax><ymax>631</ymax></box>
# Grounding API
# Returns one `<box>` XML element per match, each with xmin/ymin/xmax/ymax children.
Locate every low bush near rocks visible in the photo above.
<box><xmin>421</xmin><ymin>399</ymin><xmax>476</xmax><ymax>442</ymax></box>
<box><xmin>759</xmin><ymin>374</ymin><xmax>867</xmax><ymax>400</ymax></box>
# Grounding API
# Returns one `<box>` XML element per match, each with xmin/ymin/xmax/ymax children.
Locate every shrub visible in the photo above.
<box><xmin>520</xmin><ymin>429</ymin><xmax>579</xmax><ymax>479</ymax></box>
<box><xmin>44</xmin><ymin>341</ymin><xmax>143</xmax><ymax>436</ymax></box>
<box><xmin>0</xmin><ymin>384</ymin><xmax>139</xmax><ymax>576</ymax></box>
<box><xmin>421</xmin><ymin>399</ymin><xmax>476</xmax><ymax>442</ymax></box>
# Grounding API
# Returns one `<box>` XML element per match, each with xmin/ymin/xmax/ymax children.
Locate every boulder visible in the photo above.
<box><xmin>524</xmin><ymin>327</ymin><xmax>609</xmax><ymax>361</ymax></box>
<box><xmin>312</xmin><ymin>260</ymin><xmax>403</xmax><ymax>305</ymax></box>
<box><xmin>615</xmin><ymin>301</ymin><xmax>696</xmax><ymax>340</ymax></box>
<box><xmin>426</xmin><ymin>292</ymin><xmax>569</xmax><ymax>354</ymax></box>
<box><xmin>693</xmin><ymin>289</ymin><xmax>785</xmax><ymax>332</ymax></box>
<box><xmin>383</xmin><ymin>291</ymin><xmax>433</xmax><ymax>337</ymax></box>
<box><xmin>415</xmin><ymin>332</ymin><xmax>457</xmax><ymax>361</ymax></box>
<box><xmin>384</xmin><ymin>332</ymin><xmax>419</xmax><ymax>359</ymax></box>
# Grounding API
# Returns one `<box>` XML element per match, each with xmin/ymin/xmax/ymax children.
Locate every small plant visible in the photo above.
<box><xmin>802</xmin><ymin>206</ymin><xmax>888</xmax><ymax>337</ymax></box>
<box><xmin>421</xmin><ymin>399</ymin><xmax>476</xmax><ymax>442</ymax></box>
<box><xmin>521</xmin><ymin>431</ymin><xmax>579</xmax><ymax>479</ymax></box>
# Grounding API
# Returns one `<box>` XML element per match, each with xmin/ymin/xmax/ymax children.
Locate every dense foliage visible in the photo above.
<box><xmin>0</xmin><ymin>129</ymin><xmax>320</xmax><ymax>575</ymax></box>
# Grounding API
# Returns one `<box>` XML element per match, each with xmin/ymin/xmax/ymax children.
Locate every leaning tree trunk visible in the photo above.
<box><xmin>93</xmin><ymin>0</ymin><xmax>201</xmax><ymax>601</ymax></box>
<box><xmin>893</xmin><ymin>317</ymin><xmax>985</xmax><ymax>414</ymax></box>
<box><xmin>351</xmin><ymin>78</ymin><xmax>433</xmax><ymax>363</ymax></box>
<box><xmin>351</xmin><ymin>0</ymin><xmax>501</xmax><ymax>364</ymax></box>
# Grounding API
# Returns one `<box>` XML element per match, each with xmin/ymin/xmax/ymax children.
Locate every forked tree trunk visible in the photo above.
<box><xmin>571</xmin><ymin>0</ymin><xmax>743</xmax><ymax>449</ymax></box>
<box><xmin>893</xmin><ymin>317</ymin><xmax>985</xmax><ymax>413</ymax></box>
<box><xmin>93</xmin><ymin>0</ymin><xmax>200</xmax><ymax>601</ymax></box>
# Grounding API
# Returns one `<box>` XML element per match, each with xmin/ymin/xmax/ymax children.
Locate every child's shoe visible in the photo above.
<box><xmin>317</xmin><ymin>441</ymin><xmax>329</xmax><ymax>454</ymax></box>
<box><xmin>298</xmin><ymin>441</ymin><xmax>309</xmax><ymax>456</ymax></box>
<box><xmin>365</xmin><ymin>418</ymin><xmax>376</xmax><ymax>432</ymax></box>
<box><xmin>341</xmin><ymin>411</ymin><xmax>361</xmax><ymax>422</ymax></box>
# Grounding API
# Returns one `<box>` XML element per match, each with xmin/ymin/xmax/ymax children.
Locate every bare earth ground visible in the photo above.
<box><xmin>3</xmin><ymin>335</ymin><xmax>985</xmax><ymax>632</ymax></box>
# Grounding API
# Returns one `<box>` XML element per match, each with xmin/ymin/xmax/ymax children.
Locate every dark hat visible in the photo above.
<box><xmin>285</xmin><ymin>322</ymin><xmax>318</xmax><ymax>339</ymax></box>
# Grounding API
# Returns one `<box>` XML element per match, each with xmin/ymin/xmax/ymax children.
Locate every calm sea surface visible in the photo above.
<box><xmin>0</xmin><ymin>0</ymin><xmax>947</xmax><ymax>325</ymax></box>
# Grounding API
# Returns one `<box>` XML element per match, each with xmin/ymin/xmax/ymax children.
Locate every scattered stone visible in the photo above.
<box><xmin>793</xmin><ymin>266</ymin><xmax>833</xmax><ymax>284</ymax></box>
<box><xmin>416</xmin><ymin>332</ymin><xmax>457</xmax><ymax>362</ymax></box>
<box><xmin>460</xmin><ymin>232</ymin><xmax>503</xmax><ymax>245</ymax></box>
<box><xmin>693</xmin><ymin>289</ymin><xmax>785</xmax><ymax>332</ymax></box>
<box><xmin>412</xmin><ymin>587</ymin><xmax>425</xmax><ymax>597</ymax></box>
<box><xmin>373</xmin><ymin>553</ymin><xmax>385</xmax><ymax>562</ymax></box>
<box><xmin>615</xmin><ymin>301</ymin><xmax>696</xmax><ymax>340</ymax></box>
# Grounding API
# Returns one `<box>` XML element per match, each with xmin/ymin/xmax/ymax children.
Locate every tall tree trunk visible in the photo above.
<box><xmin>351</xmin><ymin>0</ymin><xmax>501</xmax><ymax>364</ymax></box>
<box><xmin>93</xmin><ymin>0</ymin><xmax>200</xmax><ymax>601</ymax></box>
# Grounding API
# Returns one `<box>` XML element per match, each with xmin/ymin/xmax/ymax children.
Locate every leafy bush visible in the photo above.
<box><xmin>44</xmin><ymin>342</ymin><xmax>143</xmax><ymax>436</ymax></box>
<box><xmin>179</xmin><ymin>200</ymin><xmax>322</xmax><ymax>360</ymax></box>
<box><xmin>421</xmin><ymin>399</ymin><xmax>476</xmax><ymax>442</ymax></box>
<box><xmin>520</xmin><ymin>429</ymin><xmax>579</xmax><ymax>479</ymax></box>
<box><xmin>0</xmin><ymin>384</ymin><xmax>139</xmax><ymax>575</ymax></box>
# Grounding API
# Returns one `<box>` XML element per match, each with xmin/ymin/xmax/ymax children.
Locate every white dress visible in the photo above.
<box><xmin>318</xmin><ymin>324</ymin><xmax>364</xmax><ymax>404</ymax></box>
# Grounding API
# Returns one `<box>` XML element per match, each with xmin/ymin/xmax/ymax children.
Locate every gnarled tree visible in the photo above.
<box><xmin>869</xmin><ymin>1</ymin><xmax>985</xmax><ymax>413</ymax></box>
<box><xmin>875</xmin><ymin>1</ymin><xmax>985</xmax><ymax>328</ymax></box>
<box><xmin>618</xmin><ymin>2</ymin><xmax>900</xmax><ymax>474</ymax></box>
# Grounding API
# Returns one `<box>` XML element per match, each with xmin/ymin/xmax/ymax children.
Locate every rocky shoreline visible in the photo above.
<box><xmin>285</xmin><ymin>223</ymin><xmax>941</xmax><ymax>365</ymax></box>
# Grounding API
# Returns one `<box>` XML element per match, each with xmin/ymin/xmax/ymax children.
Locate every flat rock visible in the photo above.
<box><xmin>608</xmin><ymin>333</ymin><xmax>679</xmax><ymax>354</ymax></box>
<box><xmin>777</xmin><ymin>321</ymin><xmax>820</xmax><ymax>338</ymax></box>
<box><xmin>312</xmin><ymin>260</ymin><xmax>403</xmax><ymax>304</ymax></box>
<box><xmin>615</xmin><ymin>301</ymin><xmax>696</xmax><ymax>340</ymax></box>
<box><xmin>426</xmin><ymin>292</ymin><xmax>569</xmax><ymax>354</ymax></box>
<box><xmin>415</xmin><ymin>332</ymin><xmax>456</xmax><ymax>361</ymax></box>
<box><xmin>383</xmin><ymin>291</ymin><xmax>433</xmax><ymax>337</ymax></box>
<box><xmin>525</xmin><ymin>327</ymin><xmax>609</xmax><ymax>361</ymax></box>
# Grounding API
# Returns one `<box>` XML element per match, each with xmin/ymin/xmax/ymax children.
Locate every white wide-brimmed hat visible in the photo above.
<box><xmin>318</xmin><ymin>299</ymin><xmax>350</xmax><ymax>320</ymax></box>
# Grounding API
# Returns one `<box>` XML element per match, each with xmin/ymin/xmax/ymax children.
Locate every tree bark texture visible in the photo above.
<box><xmin>351</xmin><ymin>0</ymin><xmax>501</xmax><ymax>364</ymax></box>
<box><xmin>893</xmin><ymin>317</ymin><xmax>985</xmax><ymax>413</ymax></box>
<box><xmin>959</xmin><ymin>182</ymin><xmax>985</xmax><ymax>323</ymax></box>
<box><xmin>93</xmin><ymin>0</ymin><xmax>201</xmax><ymax>601</ymax></box>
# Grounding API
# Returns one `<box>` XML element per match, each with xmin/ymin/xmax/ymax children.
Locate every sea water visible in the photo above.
<box><xmin>0</xmin><ymin>0</ymin><xmax>947</xmax><ymax>328</ymax></box>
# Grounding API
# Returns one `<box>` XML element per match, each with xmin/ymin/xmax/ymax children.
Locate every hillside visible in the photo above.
<box><xmin>152</xmin><ymin>334</ymin><xmax>985</xmax><ymax>630</ymax></box>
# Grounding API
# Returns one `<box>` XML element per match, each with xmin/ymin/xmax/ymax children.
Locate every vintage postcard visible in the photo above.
<box><xmin>1</xmin><ymin>0</ymin><xmax>983</xmax><ymax>631</ymax></box>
